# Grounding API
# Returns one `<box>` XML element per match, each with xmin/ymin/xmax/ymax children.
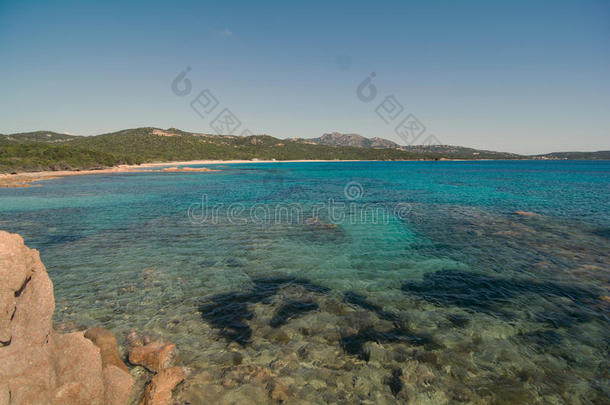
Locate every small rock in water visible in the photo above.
<box><xmin>140</xmin><ymin>366</ymin><xmax>185</xmax><ymax>405</ymax></box>
<box><xmin>84</xmin><ymin>326</ymin><xmax>130</xmax><ymax>373</ymax></box>
<box><xmin>129</xmin><ymin>341</ymin><xmax>176</xmax><ymax>372</ymax></box>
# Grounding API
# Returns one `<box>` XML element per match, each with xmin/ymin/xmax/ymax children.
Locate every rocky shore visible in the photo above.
<box><xmin>0</xmin><ymin>231</ymin><xmax>183</xmax><ymax>405</ymax></box>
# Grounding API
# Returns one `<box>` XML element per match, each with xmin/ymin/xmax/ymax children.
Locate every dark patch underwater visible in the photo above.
<box><xmin>198</xmin><ymin>276</ymin><xmax>330</xmax><ymax>345</ymax></box>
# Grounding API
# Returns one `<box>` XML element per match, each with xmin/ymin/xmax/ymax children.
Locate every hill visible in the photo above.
<box><xmin>1</xmin><ymin>127</ymin><xmax>431</xmax><ymax>173</ymax></box>
<box><xmin>296</xmin><ymin>132</ymin><xmax>521</xmax><ymax>159</ymax></box>
<box><xmin>1</xmin><ymin>128</ymin><xmax>607</xmax><ymax>173</ymax></box>
<box><xmin>64</xmin><ymin>128</ymin><xmax>427</xmax><ymax>163</ymax></box>
<box><xmin>298</xmin><ymin>132</ymin><xmax>608</xmax><ymax>160</ymax></box>
<box><xmin>0</xmin><ymin>137</ymin><xmax>132</xmax><ymax>173</ymax></box>
<box><xmin>299</xmin><ymin>132</ymin><xmax>401</xmax><ymax>149</ymax></box>
<box><xmin>0</xmin><ymin>131</ymin><xmax>79</xmax><ymax>143</ymax></box>
<box><xmin>401</xmin><ymin>144</ymin><xmax>522</xmax><ymax>160</ymax></box>
<box><xmin>533</xmin><ymin>151</ymin><xmax>610</xmax><ymax>160</ymax></box>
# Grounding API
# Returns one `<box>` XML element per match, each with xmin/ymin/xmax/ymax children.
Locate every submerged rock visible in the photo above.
<box><xmin>264</xmin><ymin>328</ymin><xmax>291</xmax><ymax>344</ymax></box>
<box><xmin>218</xmin><ymin>351</ymin><xmax>244</xmax><ymax>366</ymax></box>
<box><xmin>267</xmin><ymin>380</ymin><xmax>290</xmax><ymax>402</ymax></box>
<box><xmin>362</xmin><ymin>341</ymin><xmax>392</xmax><ymax>364</ymax></box>
<box><xmin>221</xmin><ymin>365</ymin><xmax>276</xmax><ymax>387</ymax></box>
<box><xmin>304</xmin><ymin>216</ymin><xmax>337</xmax><ymax>229</ymax></box>
<box><xmin>0</xmin><ymin>230</ymin><xmax>133</xmax><ymax>405</ymax></box>
<box><xmin>514</xmin><ymin>210</ymin><xmax>538</xmax><ymax>217</ymax></box>
<box><xmin>126</xmin><ymin>328</ymin><xmax>145</xmax><ymax>348</ymax></box>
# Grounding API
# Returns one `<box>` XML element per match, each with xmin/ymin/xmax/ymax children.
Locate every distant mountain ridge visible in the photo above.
<box><xmin>531</xmin><ymin>151</ymin><xmax>610</xmax><ymax>160</ymax></box>
<box><xmin>298</xmin><ymin>132</ymin><xmax>524</xmax><ymax>159</ymax></box>
<box><xmin>301</xmin><ymin>132</ymin><xmax>401</xmax><ymax>149</ymax></box>
<box><xmin>297</xmin><ymin>132</ymin><xmax>608</xmax><ymax>160</ymax></box>
<box><xmin>1</xmin><ymin>128</ymin><xmax>608</xmax><ymax>173</ymax></box>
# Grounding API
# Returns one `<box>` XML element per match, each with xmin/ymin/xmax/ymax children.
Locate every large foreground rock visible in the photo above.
<box><xmin>0</xmin><ymin>231</ymin><xmax>133</xmax><ymax>405</ymax></box>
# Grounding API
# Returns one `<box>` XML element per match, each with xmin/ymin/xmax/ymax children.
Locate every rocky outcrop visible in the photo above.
<box><xmin>0</xmin><ymin>231</ymin><xmax>133</xmax><ymax>405</ymax></box>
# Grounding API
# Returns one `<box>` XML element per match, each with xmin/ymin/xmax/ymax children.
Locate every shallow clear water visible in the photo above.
<box><xmin>1</xmin><ymin>161</ymin><xmax>609</xmax><ymax>404</ymax></box>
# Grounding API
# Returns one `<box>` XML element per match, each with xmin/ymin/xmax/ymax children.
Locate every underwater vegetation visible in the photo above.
<box><xmin>401</xmin><ymin>269</ymin><xmax>602</xmax><ymax>322</ymax></box>
<box><xmin>198</xmin><ymin>276</ymin><xmax>329</xmax><ymax>345</ymax></box>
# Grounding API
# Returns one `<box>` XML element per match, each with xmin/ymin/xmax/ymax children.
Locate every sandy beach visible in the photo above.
<box><xmin>0</xmin><ymin>159</ymin><xmax>353</xmax><ymax>188</ymax></box>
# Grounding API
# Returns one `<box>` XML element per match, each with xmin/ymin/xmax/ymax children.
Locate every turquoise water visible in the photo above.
<box><xmin>1</xmin><ymin>161</ymin><xmax>609</xmax><ymax>404</ymax></box>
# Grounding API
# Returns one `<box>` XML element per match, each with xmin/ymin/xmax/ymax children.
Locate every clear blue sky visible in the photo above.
<box><xmin>1</xmin><ymin>0</ymin><xmax>608</xmax><ymax>154</ymax></box>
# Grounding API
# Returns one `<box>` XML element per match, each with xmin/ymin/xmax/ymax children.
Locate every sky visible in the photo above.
<box><xmin>0</xmin><ymin>0</ymin><xmax>608</xmax><ymax>154</ymax></box>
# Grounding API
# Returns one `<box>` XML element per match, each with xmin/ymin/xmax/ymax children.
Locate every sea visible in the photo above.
<box><xmin>1</xmin><ymin>160</ymin><xmax>608</xmax><ymax>404</ymax></box>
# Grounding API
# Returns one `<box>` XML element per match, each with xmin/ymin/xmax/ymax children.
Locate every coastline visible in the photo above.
<box><xmin>0</xmin><ymin>159</ymin><xmax>363</xmax><ymax>188</ymax></box>
<box><xmin>0</xmin><ymin>158</ymin><xmax>538</xmax><ymax>188</ymax></box>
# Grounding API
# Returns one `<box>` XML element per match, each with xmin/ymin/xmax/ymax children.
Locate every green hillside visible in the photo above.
<box><xmin>0</xmin><ymin>137</ymin><xmax>133</xmax><ymax>173</ymax></box>
<box><xmin>1</xmin><ymin>131</ymin><xmax>79</xmax><ymax>143</ymax></box>
<box><xmin>0</xmin><ymin>127</ymin><xmax>429</xmax><ymax>173</ymax></box>
<box><xmin>532</xmin><ymin>151</ymin><xmax>610</xmax><ymax>160</ymax></box>
<box><xmin>67</xmin><ymin>128</ymin><xmax>427</xmax><ymax>162</ymax></box>
<box><xmin>1</xmin><ymin>127</ymin><xmax>607</xmax><ymax>173</ymax></box>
